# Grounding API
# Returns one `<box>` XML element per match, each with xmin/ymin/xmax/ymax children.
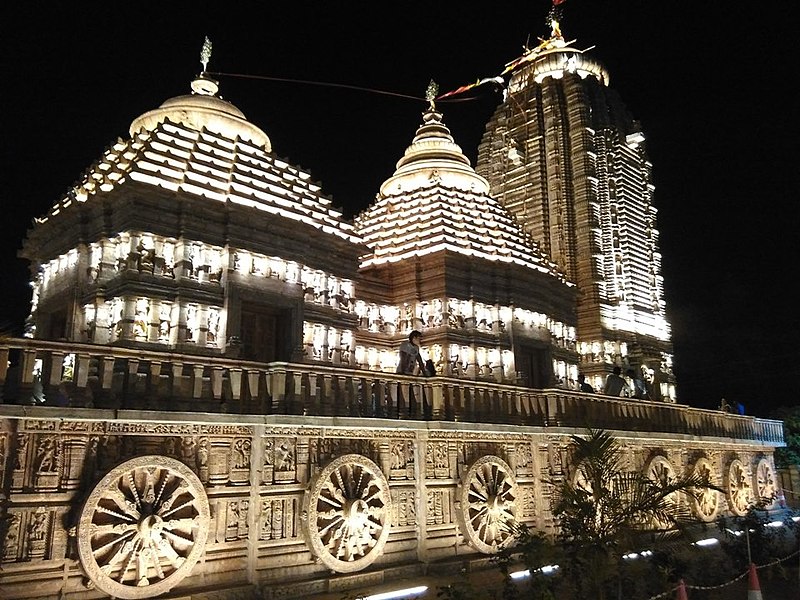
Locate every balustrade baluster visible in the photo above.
<box><xmin>0</xmin><ymin>339</ymin><xmax>785</xmax><ymax>446</ymax></box>
<box><xmin>388</xmin><ymin>380</ymin><xmax>399</xmax><ymax>419</ymax></box>
<box><xmin>148</xmin><ymin>361</ymin><xmax>162</xmax><ymax>408</ymax></box>
<box><xmin>191</xmin><ymin>364</ymin><xmax>204</xmax><ymax>400</ymax></box>
<box><xmin>246</xmin><ymin>369</ymin><xmax>260</xmax><ymax>412</ymax></box>
<box><xmin>229</xmin><ymin>368</ymin><xmax>242</xmax><ymax>412</ymax></box>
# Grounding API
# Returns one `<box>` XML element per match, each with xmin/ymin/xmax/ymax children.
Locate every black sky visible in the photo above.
<box><xmin>2</xmin><ymin>2</ymin><xmax>798</xmax><ymax>417</ymax></box>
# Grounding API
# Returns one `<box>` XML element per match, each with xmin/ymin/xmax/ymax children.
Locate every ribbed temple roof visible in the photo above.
<box><xmin>356</xmin><ymin>185</ymin><xmax>566</xmax><ymax>279</ymax></box>
<box><xmin>357</xmin><ymin>105</ymin><xmax>567</xmax><ymax>279</ymax></box>
<box><xmin>39</xmin><ymin>79</ymin><xmax>359</xmax><ymax>243</ymax></box>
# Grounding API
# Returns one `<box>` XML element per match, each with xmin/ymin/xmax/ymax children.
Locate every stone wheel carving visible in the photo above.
<box><xmin>305</xmin><ymin>454</ymin><xmax>391</xmax><ymax>573</ymax></box>
<box><xmin>726</xmin><ymin>458</ymin><xmax>751</xmax><ymax>516</ymax></box>
<box><xmin>459</xmin><ymin>455</ymin><xmax>518</xmax><ymax>553</ymax></box>
<box><xmin>646</xmin><ymin>456</ymin><xmax>678</xmax><ymax>527</ymax></box>
<box><xmin>754</xmin><ymin>458</ymin><xmax>776</xmax><ymax>505</ymax></box>
<box><xmin>691</xmin><ymin>458</ymin><xmax>719</xmax><ymax>521</ymax></box>
<box><xmin>77</xmin><ymin>455</ymin><xmax>210</xmax><ymax>599</ymax></box>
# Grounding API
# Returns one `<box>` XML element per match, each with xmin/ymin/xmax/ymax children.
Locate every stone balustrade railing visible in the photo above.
<box><xmin>0</xmin><ymin>338</ymin><xmax>784</xmax><ymax>445</ymax></box>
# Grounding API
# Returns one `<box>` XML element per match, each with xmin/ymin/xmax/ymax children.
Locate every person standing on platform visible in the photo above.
<box><xmin>626</xmin><ymin>368</ymin><xmax>649</xmax><ymax>400</ymax></box>
<box><xmin>578</xmin><ymin>373</ymin><xmax>594</xmax><ymax>393</ymax></box>
<box><xmin>603</xmin><ymin>366</ymin><xmax>630</xmax><ymax>397</ymax></box>
<box><xmin>396</xmin><ymin>330</ymin><xmax>426</xmax><ymax>375</ymax></box>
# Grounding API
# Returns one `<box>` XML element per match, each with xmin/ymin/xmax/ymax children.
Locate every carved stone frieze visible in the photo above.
<box><xmin>2</xmin><ymin>513</ymin><xmax>21</xmax><ymax>562</ymax></box>
<box><xmin>518</xmin><ymin>485</ymin><xmax>537</xmax><ymax>520</ymax></box>
<box><xmin>388</xmin><ymin>440</ymin><xmax>414</xmax><ymax>479</ymax></box>
<box><xmin>426</xmin><ymin>441</ymin><xmax>450</xmax><ymax>479</ymax></box>
<box><xmin>425</xmin><ymin>488</ymin><xmax>450</xmax><ymax>526</ymax></box>
<box><xmin>428</xmin><ymin>430</ymin><xmax>530</xmax><ymax>441</ymax></box>
<box><xmin>259</xmin><ymin>497</ymin><xmax>297</xmax><ymax>540</ymax></box>
<box><xmin>226</xmin><ymin>499</ymin><xmax>250</xmax><ymax>540</ymax></box>
<box><xmin>392</xmin><ymin>488</ymin><xmax>418</xmax><ymax>527</ymax></box>
<box><xmin>105</xmin><ymin>423</ymin><xmax>253</xmax><ymax>435</ymax></box>
<box><xmin>26</xmin><ymin>506</ymin><xmax>51</xmax><ymax>560</ymax></box>
<box><xmin>227</xmin><ymin>437</ymin><xmax>252</xmax><ymax>485</ymax></box>
<box><xmin>513</xmin><ymin>442</ymin><xmax>534</xmax><ymax>477</ymax></box>
<box><xmin>309</xmin><ymin>437</ymin><xmax>380</xmax><ymax>471</ymax></box>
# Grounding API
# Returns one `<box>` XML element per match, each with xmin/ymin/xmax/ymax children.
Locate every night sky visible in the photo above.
<box><xmin>2</xmin><ymin>2</ymin><xmax>798</xmax><ymax>418</ymax></box>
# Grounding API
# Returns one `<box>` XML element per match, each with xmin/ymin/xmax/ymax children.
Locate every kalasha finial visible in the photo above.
<box><xmin>547</xmin><ymin>0</ymin><xmax>565</xmax><ymax>39</ymax></box>
<box><xmin>426</xmin><ymin>80</ymin><xmax>439</xmax><ymax>109</ymax></box>
<box><xmin>200</xmin><ymin>36</ymin><xmax>213</xmax><ymax>73</ymax></box>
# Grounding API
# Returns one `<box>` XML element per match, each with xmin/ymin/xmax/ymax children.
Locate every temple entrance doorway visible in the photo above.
<box><xmin>240</xmin><ymin>302</ymin><xmax>292</xmax><ymax>363</ymax></box>
<box><xmin>516</xmin><ymin>344</ymin><xmax>550</xmax><ymax>389</ymax></box>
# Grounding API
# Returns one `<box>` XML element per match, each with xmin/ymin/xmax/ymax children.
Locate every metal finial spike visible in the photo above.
<box><xmin>425</xmin><ymin>80</ymin><xmax>439</xmax><ymax>109</ymax></box>
<box><xmin>200</xmin><ymin>36</ymin><xmax>213</xmax><ymax>72</ymax></box>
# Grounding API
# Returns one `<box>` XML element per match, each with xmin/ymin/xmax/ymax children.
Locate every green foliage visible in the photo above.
<box><xmin>717</xmin><ymin>506</ymin><xmax>799</xmax><ymax>568</ymax></box>
<box><xmin>496</xmin><ymin>429</ymin><xmax>722</xmax><ymax>600</ymax></box>
<box><xmin>772</xmin><ymin>405</ymin><xmax>800</xmax><ymax>468</ymax></box>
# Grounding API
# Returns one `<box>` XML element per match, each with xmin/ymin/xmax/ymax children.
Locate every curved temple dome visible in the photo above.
<box><xmin>380</xmin><ymin>106</ymin><xmax>489</xmax><ymax>196</ymax></box>
<box><xmin>129</xmin><ymin>74</ymin><xmax>272</xmax><ymax>151</ymax></box>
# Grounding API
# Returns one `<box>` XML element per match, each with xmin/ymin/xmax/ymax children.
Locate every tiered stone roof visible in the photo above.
<box><xmin>37</xmin><ymin>76</ymin><xmax>360</xmax><ymax>244</ymax></box>
<box><xmin>356</xmin><ymin>105</ymin><xmax>568</xmax><ymax>282</ymax></box>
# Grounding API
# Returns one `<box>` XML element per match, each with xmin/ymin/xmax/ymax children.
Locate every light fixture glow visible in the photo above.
<box><xmin>694</xmin><ymin>538</ymin><xmax>719</xmax><ymax>547</ymax></box>
<box><xmin>765</xmin><ymin>520</ymin><xmax>784</xmax><ymax>528</ymax></box>
<box><xmin>361</xmin><ymin>585</ymin><xmax>428</xmax><ymax>600</ymax></box>
<box><xmin>509</xmin><ymin>569</ymin><xmax>530</xmax><ymax>580</ymax></box>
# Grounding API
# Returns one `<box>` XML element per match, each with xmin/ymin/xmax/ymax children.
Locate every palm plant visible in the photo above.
<box><xmin>507</xmin><ymin>429</ymin><xmax>722</xmax><ymax>599</ymax></box>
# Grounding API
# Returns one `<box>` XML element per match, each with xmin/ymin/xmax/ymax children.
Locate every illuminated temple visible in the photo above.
<box><xmin>0</xmin><ymin>22</ymin><xmax>784</xmax><ymax>600</ymax></box>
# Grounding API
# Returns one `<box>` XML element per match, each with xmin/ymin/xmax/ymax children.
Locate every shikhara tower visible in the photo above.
<box><xmin>476</xmin><ymin>15</ymin><xmax>675</xmax><ymax>400</ymax></box>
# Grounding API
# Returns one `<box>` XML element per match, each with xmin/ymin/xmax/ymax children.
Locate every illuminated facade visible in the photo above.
<box><xmin>0</xmin><ymin>40</ymin><xmax>785</xmax><ymax>600</ymax></box>
<box><xmin>22</xmin><ymin>74</ymin><xmax>365</xmax><ymax>370</ymax></box>
<box><xmin>476</xmin><ymin>21</ymin><xmax>674</xmax><ymax>399</ymax></box>
<box><xmin>21</xmin><ymin>75</ymin><xmax>582</xmax><ymax>392</ymax></box>
<box><xmin>354</xmin><ymin>95</ymin><xmax>578</xmax><ymax>388</ymax></box>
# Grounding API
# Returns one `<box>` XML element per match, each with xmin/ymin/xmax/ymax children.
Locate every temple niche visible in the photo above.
<box><xmin>0</xmin><ymin>25</ymin><xmax>785</xmax><ymax>600</ymax></box>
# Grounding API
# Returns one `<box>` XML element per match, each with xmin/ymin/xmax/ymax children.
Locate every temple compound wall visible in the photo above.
<box><xmin>0</xmin><ymin>409</ymin><xmax>780</xmax><ymax>600</ymax></box>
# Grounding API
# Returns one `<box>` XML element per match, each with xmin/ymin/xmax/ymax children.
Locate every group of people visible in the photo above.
<box><xmin>719</xmin><ymin>397</ymin><xmax>745</xmax><ymax>415</ymax></box>
<box><xmin>580</xmin><ymin>366</ymin><xmax>650</xmax><ymax>399</ymax></box>
<box><xmin>399</xmin><ymin>331</ymin><xmax>651</xmax><ymax>402</ymax></box>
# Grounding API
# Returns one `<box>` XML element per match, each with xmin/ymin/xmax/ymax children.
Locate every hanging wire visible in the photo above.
<box><xmin>207</xmin><ymin>71</ymin><xmax>492</xmax><ymax>104</ymax></box>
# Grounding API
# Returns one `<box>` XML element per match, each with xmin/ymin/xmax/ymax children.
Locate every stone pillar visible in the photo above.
<box><xmin>0</xmin><ymin>346</ymin><xmax>8</xmax><ymax>403</ymax></box>
<box><xmin>60</xmin><ymin>436</ymin><xmax>88</xmax><ymax>490</ymax></box>
<box><xmin>296</xmin><ymin>437</ymin><xmax>310</xmax><ymax>484</ymax></box>
<box><xmin>208</xmin><ymin>437</ymin><xmax>231</xmax><ymax>487</ymax></box>
<box><xmin>414</xmin><ymin>433</ymin><xmax>429</xmax><ymax>562</ymax></box>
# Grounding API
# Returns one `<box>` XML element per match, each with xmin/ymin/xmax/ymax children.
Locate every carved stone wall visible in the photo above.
<box><xmin>0</xmin><ymin>412</ymin><xmax>781</xmax><ymax>599</ymax></box>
